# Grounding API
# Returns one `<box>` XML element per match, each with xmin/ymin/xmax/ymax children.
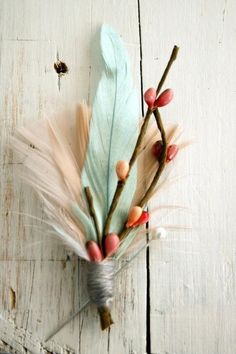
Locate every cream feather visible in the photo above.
<box><xmin>11</xmin><ymin>104</ymin><xmax>96</xmax><ymax>260</ymax></box>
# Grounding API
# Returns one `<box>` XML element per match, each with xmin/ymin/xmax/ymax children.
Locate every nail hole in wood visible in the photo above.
<box><xmin>54</xmin><ymin>60</ymin><xmax>68</xmax><ymax>76</ymax></box>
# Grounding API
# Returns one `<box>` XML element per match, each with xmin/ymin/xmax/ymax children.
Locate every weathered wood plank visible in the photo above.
<box><xmin>0</xmin><ymin>1</ymin><xmax>146</xmax><ymax>353</ymax></box>
<box><xmin>141</xmin><ymin>0</ymin><xmax>236</xmax><ymax>353</ymax></box>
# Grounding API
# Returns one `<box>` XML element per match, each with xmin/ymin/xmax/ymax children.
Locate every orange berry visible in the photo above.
<box><xmin>126</xmin><ymin>206</ymin><xmax>143</xmax><ymax>227</ymax></box>
<box><xmin>116</xmin><ymin>160</ymin><xmax>129</xmax><ymax>181</ymax></box>
<box><xmin>131</xmin><ymin>211</ymin><xmax>150</xmax><ymax>227</ymax></box>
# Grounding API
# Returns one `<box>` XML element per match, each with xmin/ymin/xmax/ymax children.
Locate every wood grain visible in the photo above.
<box><xmin>0</xmin><ymin>1</ymin><xmax>145</xmax><ymax>353</ymax></box>
<box><xmin>1</xmin><ymin>0</ymin><xmax>236</xmax><ymax>353</ymax></box>
<box><xmin>141</xmin><ymin>0</ymin><xmax>236</xmax><ymax>353</ymax></box>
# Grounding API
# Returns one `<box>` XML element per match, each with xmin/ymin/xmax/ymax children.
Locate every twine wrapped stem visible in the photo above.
<box><xmin>87</xmin><ymin>260</ymin><xmax>115</xmax><ymax>330</ymax></box>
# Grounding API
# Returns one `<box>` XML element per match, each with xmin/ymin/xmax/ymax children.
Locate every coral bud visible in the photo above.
<box><xmin>105</xmin><ymin>233</ymin><xmax>120</xmax><ymax>257</ymax></box>
<box><xmin>86</xmin><ymin>241</ymin><xmax>103</xmax><ymax>262</ymax></box>
<box><xmin>144</xmin><ymin>88</ymin><xmax>156</xmax><ymax>108</ymax></box>
<box><xmin>152</xmin><ymin>140</ymin><xmax>163</xmax><ymax>161</ymax></box>
<box><xmin>126</xmin><ymin>206</ymin><xmax>143</xmax><ymax>227</ymax></box>
<box><xmin>132</xmin><ymin>211</ymin><xmax>150</xmax><ymax>227</ymax></box>
<box><xmin>154</xmin><ymin>88</ymin><xmax>174</xmax><ymax>107</ymax></box>
<box><xmin>167</xmin><ymin>144</ymin><xmax>179</xmax><ymax>162</ymax></box>
<box><xmin>152</xmin><ymin>141</ymin><xmax>179</xmax><ymax>163</ymax></box>
<box><xmin>116</xmin><ymin>160</ymin><xmax>129</xmax><ymax>181</ymax></box>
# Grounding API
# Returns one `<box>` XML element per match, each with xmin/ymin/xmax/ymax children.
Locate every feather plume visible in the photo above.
<box><xmin>11</xmin><ymin>112</ymin><xmax>95</xmax><ymax>260</ymax></box>
<box><xmin>81</xmin><ymin>25</ymin><xmax>139</xmax><ymax>234</ymax></box>
<box><xmin>11</xmin><ymin>28</ymin><xmax>186</xmax><ymax>263</ymax></box>
<box><xmin>11</xmin><ymin>39</ymin><xmax>186</xmax><ymax>259</ymax></box>
<box><xmin>11</xmin><ymin>25</ymin><xmax>187</xmax><ymax>334</ymax></box>
<box><xmin>11</xmin><ymin>25</ymin><xmax>139</xmax><ymax>260</ymax></box>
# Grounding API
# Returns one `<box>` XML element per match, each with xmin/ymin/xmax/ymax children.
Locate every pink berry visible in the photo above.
<box><xmin>152</xmin><ymin>141</ymin><xmax>179</xmax><ymax>163</ymax></box>
<box><xmin>86</xmin><ymin>241</ymin><xmax>103</xmax><ymax>262</ymax></box>
<box><xmin>144</xmin><ymin>88</ymin><xmax>156</xmax><ymax>108</ymax></box>
<box><xmin>105</xmin><ymin>233</ymin><xmax>120</xmax><ymax>257</ymax></box>
<box><xmin>152</xmin><ymin>140</ymin><xmax>163</xmax><ymax>161</ymax></box>
<box><xmin>131</xmin><ymin>211</ymin><xmax>150</xmax><ymax>227</ymax></box>
<box><xmin>166</xmin><ymin>144</ymin><xmax>179</xmax><ymax>162</ymax></box>
<box><xmin>154</xmin><ymin>88</ymin><xmax>174</xmax><ymax>108</ymax></box>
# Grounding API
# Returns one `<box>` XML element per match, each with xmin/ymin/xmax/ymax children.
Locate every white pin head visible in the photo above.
<box><xmin>156</xmin><ymin>227</ymin><xmax>167</xmax><ymax>239</ymax></box>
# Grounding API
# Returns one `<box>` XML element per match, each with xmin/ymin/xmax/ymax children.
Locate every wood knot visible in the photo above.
<box><xmin>54</xmin><ymin>60</ymin><xmax>68</xmax><ymax>76</ymax></box>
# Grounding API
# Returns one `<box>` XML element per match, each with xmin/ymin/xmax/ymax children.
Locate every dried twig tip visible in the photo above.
<box><xmin>171</xmin><ymin>45</ymin><xmax>179</xmax><ymax>61</ymax></box>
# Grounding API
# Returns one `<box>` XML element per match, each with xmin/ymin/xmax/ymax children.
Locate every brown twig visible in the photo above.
<box><xmin>84</xmin><ymin>186</ymin><xmax>101</xmax><ymax>245</ymax></box>
<box><xmin>119</xmin><ymin>109</ymin><xmax>167</xmax><ymax>240</ymax></box>
<box><xmin>103</xmin><ymin>45</ymin><xmax>179</xmax><ymax>238</ymax></box>
<box><xmin>103</xmin><ymin>108</ymin><xmax>152</xmax><ymax>235</ymax></box>
<box><xmin>156</xmin><ymin>45</ymin><xmax>179</xmax><ymax>96</ymax></box>
<box><xmin>139</xmin><ymin>109</ymin><xmax>167</xmax><ymax>207</ymax></box>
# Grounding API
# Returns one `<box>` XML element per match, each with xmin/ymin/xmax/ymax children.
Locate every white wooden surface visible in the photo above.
<box><xmin>0</xmin><ymin>1</ymin><xmax>236</xmax><ymax>353</ymax></box>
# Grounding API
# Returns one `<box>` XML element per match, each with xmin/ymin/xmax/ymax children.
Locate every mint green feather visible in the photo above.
<box><xmin>82</xmin><ymin>25</ymin><xmax>139</xmax><ymax>235</ymax></box>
